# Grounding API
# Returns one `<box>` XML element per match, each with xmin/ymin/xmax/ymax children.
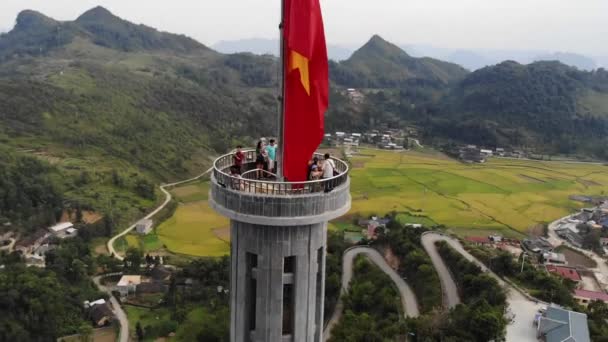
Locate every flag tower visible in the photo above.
<box><xmin>209</xmin><ymin>1</ymin><xmax>350</xmax><ymax>341</ymax></box>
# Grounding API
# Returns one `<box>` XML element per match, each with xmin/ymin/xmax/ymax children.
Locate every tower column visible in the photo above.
<box><xmin>210</xmin><ymin>150</ymin><xmax>350</xmax><ymax>342</ymax></box>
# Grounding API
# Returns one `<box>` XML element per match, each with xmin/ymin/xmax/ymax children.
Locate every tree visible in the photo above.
<box><xmin>124</xmin><ymin>247</ymin><xmax>143</xmax><ymax>273</ymax></box>
<box><xmin>136</xmin><ymin>321</ymin><xmax>144</xmax><ymax>341</ymax></box>
<box><xmin>134</xmin><ymin>178</ymin><xmax>156</xmax><ymax>200</ymax></box>
<box><xmin>78</xmin><ymin>324</ymin><xmax>93</xmax><ymax>342</ymax></box>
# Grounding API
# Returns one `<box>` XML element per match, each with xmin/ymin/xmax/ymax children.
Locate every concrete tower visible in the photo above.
<box><xmin>210</xmin><ymin>150</ymin><xmax>350</xmax><ymax>342</ymax></box>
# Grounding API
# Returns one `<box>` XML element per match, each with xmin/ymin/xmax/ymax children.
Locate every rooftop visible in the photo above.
<box><xmin>465</xmin><ymin>236</ymin><xmax>490</xmax><ymax>244</ymax></box>
<box><xmin>48</xmin><ymin>222</ymin><xmax>73</xmax><ymax>233</ymax></box>
<box><xmin>117</xmin><ymin>275</ymin><xmax>142</xmax><ymax>287</ymax></box>
<box><xmin>573</xmin><ymin>289</ymin><xmax>608</xmax><ymax>302</ymax></box>
<box><xmin>538</xmin><ymin>305</ymin><xmax>590</xmax><ymax>342</ymax></box>
<box><xmin>546</xmin><ymin>265</ymin><xmax>581</xmax><ymax>282</ymax></box>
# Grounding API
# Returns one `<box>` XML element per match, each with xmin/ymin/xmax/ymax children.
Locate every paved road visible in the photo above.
<box><xmin>421</xmin><ymin>233</ymin><xmax>462</xmax><ymax>308</ymax></box>
<box><xmin>93</xmin><ymin>274</ymin><xmax>129</xmax><ymax>342</ymax></box>
<box><xmin>422</xmin><ymin>232</ymin><xmax>543</xmax><ymax>342</ymax></box>
<box><xmin>323</xmin><ymin>246</ymin><xmax>419</xmax><ymax>341</ymax></box>
<box><xmin>107</xmin><ymin>168</ymin><xmax>212</xmax><ymax>260</ymax></box>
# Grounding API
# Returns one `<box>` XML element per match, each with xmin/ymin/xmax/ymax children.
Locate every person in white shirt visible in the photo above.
<box><xmin>322</xmin><ymin>153</ymin><xmax>335</xmax><ymax>179</ymax></box>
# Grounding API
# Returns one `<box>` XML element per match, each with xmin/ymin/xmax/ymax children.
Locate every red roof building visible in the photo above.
<box><xmin>573</xmin><ymin>289</ymin><xmax>608</xmax><ymax>306</ymax></box>
<box><xmin>546</xmin><ymin>265</ymin><xmax>582</xmax><ymax>282</ymax></box>
<box><xmin>465</xmin><ymin>236</ymin><xmax>490</xmax><ymax>244</ymax></box>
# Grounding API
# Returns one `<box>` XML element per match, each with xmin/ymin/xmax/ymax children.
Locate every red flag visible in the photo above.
<box><xmin>282</xmin><ymin>0</ymin><xmax>329</xmax><ymax>181</ymax></box>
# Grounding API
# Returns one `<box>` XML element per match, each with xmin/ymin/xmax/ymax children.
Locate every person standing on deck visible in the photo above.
<box><xmin>266</xmin><ymin>139</ymin><xmax>277</xmax><ymax>175</ymax></box>
<box><xmin>233</xmin><ymin>145</ymin><xmax>245</xmax><ymax>174</ymax></box>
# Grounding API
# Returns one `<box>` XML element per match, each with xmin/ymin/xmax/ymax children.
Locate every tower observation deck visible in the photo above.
<box><xmin>209</xmin><ymin>149</ymin><xmax>351</xmax><ymax>342</ymax></box>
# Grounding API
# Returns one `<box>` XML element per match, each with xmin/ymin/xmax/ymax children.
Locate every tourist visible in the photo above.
<box><xmin>255</xmin><ymin>140</ymin><xmax>266</xmax><ymax>179</ymax></box>
<box><xmin>233</xmin><ymin>145</ymin><xmax>244</xmax><ymax>174</ymax></box>
<box><xmin>321</xmin><ymin>153</ymin><xmax>336</xmax><ymax>192</ymax></box>
<box><xmin>308</xmin><ymin>157</ymin><xmax>322</xmax><ymax>180</ymax></box>
<box><xmin>266</xmin><ymin>139</ymin><xmax>277</xmax><ymax>174</ymax></box>
<box><xmin>229</xmin><ymin>165</ymin><xmax>244</xmax><ymax>190</ymax></box>
<box><xmin>321</xmin><ymin>153</ymin><xmax>335</xmax><ymax>179</ymax></box>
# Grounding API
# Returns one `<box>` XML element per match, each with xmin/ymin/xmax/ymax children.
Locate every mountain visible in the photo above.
<box><xmin>409</xmin><ymin>61</ymin><xmax>608</xmax><ymax>155</ymax></box>
<box><xmin>0</xmin><ymin>7</ymin><xmax>280</xmax><ymax>232</ymax></box>
<box><xmin>399</xmin><ymin>44</ymin><xmax>603</xmax><ymax>71</ymax></box>
<box><xmin>331</xmin><ymin>35</ymin><xmax>469</xmax><ymax>88</ymax></box>
<box><xmin>212</xmin><ymin>38</ymin><xmax>354</xmax><ymax>61</ymax></box>
<box><xmin>534</xmin><ymin>52</ymin><xmax>597</xmax><ymax>71</ymax></box>
<box><xmin>0</xmin><ymin>6</ymin><xmax>211</xmax><ymax>62</ymax></box>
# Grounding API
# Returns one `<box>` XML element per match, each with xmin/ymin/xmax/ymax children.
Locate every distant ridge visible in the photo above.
<box><xmin>0</xmin><ymin>6</ymin><xmax>211</xmax><ymax>61</ymax></box>
<box><xmin>213</xmin><ymin>38</ymin><xmax>354</xmax><ymax>61</ymax></box>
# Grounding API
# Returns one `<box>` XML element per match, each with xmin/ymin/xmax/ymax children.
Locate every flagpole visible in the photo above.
<box><xmin>277</xmin><ymin>0</ymin><xmax>286</xmax><ymax>181</ymax></box>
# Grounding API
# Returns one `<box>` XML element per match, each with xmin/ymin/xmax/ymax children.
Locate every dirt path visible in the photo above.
<box><xmin>108</xmin><ymin>168</ymin><xmax>212</xmax><ymax>261</ymax></box>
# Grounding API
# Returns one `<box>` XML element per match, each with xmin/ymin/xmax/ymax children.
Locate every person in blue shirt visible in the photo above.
<box><xmin>266</xmin><ymin>139</ymin><xmax>277</xmax><ymax>174</ymax></box>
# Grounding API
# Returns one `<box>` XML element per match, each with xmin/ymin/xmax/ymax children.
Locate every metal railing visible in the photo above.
<box><xmin>212</xmin><ymin>149</ymin><xmax>349</xmax><ymax>195</ymax></box>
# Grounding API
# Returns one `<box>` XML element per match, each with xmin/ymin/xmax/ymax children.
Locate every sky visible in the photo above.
<box><xmin>2</xmin><ymin>0</ymin><xmax>608</xmax><ymax>56</ymax></box>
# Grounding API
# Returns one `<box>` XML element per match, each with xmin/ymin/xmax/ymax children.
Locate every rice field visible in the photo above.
<box><xmin>156</xmin><ymin>182</ymin><xmax>230</xmax><ymax>256</ymax></box>
<box><xmin>349</xmin><ymin>149</ymin><xmax>608</xmax><ymax>236</ymax></box>
<box><xmin>156</xmin><ymin>149</ymin><xmax>608</xmax><ymax>256</ymax></box>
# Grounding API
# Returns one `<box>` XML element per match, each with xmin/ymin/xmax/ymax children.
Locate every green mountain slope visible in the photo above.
<box><xmin>0</xmin><ymin>7</ymin><xmax>278</xmax><ymax>232</ymax></box>
<box><xmin>330</xmin><ymin>35</ymin><xmax>468</xmax><ymax>88</ymax></box>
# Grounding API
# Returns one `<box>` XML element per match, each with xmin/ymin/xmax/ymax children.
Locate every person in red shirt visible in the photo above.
<box><xmin>233</xmin><ymin>145</ymin><xmax>245</xmax><ymax>174</ymax></box>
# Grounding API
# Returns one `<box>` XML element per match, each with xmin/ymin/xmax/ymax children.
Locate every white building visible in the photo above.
<box><xmin>48</xmin><ymin>222</ymin><xmax>73</xmax><ymax>234</ymax></box>
<box><xmin>136</xmin><ymin>219</ymin><xmax>153</xmax><ymax>235</ymax></box>
<box><xmin>480</xmin><ymin>149</ymin><xmax>493</xmax><ymax>156</ymax></box>
<box><xmin>48</xmin><ymin>222</ymin><xmax>77</xmax><ymax>239</ymax></box>
<box><xmin>115</xmin><ymin>275</ymin><xmax>142</xmax><ymax>297</ymax></box>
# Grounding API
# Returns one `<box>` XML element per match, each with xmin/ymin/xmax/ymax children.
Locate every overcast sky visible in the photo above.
<box><xmin>2</xmin><ymin>0</ymin><xmax>607</xmax><ymax>55</ymax></box>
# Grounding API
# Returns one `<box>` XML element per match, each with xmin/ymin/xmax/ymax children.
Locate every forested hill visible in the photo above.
<box><xmin>330</xmin><ymin>35</ymin><xmax>469</xmax><ymax>88</ymax></box>
<box><xmin>0</xmin><ymin>7</ymin><xmax>279</xmax><ymax>233</ymax></box>
<box><xmin>415</xmin><ymin>61</ymin><xmax>608</xmax><ymax>157</ymax></box>
<box><xmin>0</xmin><ymin>6</ymin><xmax>211</xmax><ymax>62</ymax></box>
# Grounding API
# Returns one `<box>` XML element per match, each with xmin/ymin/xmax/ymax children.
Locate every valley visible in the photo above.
<box><xmin>121</xmin><ymin>147</ymin><xmax>608</xmax><ymax>260</ymax></box>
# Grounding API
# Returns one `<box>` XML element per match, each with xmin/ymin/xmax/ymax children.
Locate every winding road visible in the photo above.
<box><xmin>107</xmin><ymin>168</ymin><xmax>212</xmax><ymax>260</ymax></box>
<box><xmin>324</xmin><ymin>233</ymin><xmax>544</xmax><ymax>341</ymax></box>
<box><xmin>93</xmin><ymin>274</ymin><xmax>129</xmax><ymax>342</ymax></box>
<box><xmin>421</xmin><ymin>232</ymin><xmax>543</xmax><ymax>342</ymax></box>
<box><xmin>323</xmin><ymin>246</ymin><xmax>419</xmax><ymax>341</ymax></box>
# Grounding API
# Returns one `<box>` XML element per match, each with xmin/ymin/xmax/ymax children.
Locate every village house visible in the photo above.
<box><xmin>48</xmin><ymin>222</ymin><xmax>78</xmax><ymax>239</ymax></box>
<box><xmin>465</xmin><ymin>236</ymin><xmax>491</xmax><ymax>246</ymax></box>
<box><xmin>573</xmin><ymin>289</ymin><xmax>608</xmax><ymax>308</ymax></box>
<box><xmin>150</xmin><ymin>265</ymin><xmax>172</xmax><ymax>282</ymax></box>
<box><xmin>14</xmin><ymin>229</ymin><xmax>49</xmax><ymax>255</ymax></box>
<box><xmin>536</xmin><ymin>305</ymin><xmax>590</xmax><ymax>342</ymax></box>
<box><xmin>522</xmin><ymin>237</ymin><xmax>554</xmax><ymax>254</ymax></box>
<box><xmin>546</xmin><ymin>265</ymin><xmax>581</xmax><ymax>284</ymax></box>
<box><xmin>89</xmin><ymin>303</ymin><xmax>113</xmax><ymax>327</ymax></box>
<box><xmin>115</xmin><ymin>275</ymin><xmax>142</xmax><ymax>297</ymax></box>
<box><xmin>543</xmin><ymin>252</ymin><xmax>567</xmax><ymax>265</ymax></box>
<box><xmin>136</xmin><ymin>219</ymin><xmax>153</xmax><ymax>235</ymax></box>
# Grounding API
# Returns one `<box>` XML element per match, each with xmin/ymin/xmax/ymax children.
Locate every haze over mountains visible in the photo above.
<box><xmin>213</xmin><ymin>38</ymin><xmax>607</xmax><ymax>71</ymax></box>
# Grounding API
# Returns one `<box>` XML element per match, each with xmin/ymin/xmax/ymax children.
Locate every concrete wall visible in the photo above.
<box><xmin>210</xmin><ymin>178</ymin><xmax>351</xmax><ymax>226</ymax></box>
<box><xmin>230</xmin><ymin>222</ymin><xmax>326</xmax><ymax>342</ymax></box>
